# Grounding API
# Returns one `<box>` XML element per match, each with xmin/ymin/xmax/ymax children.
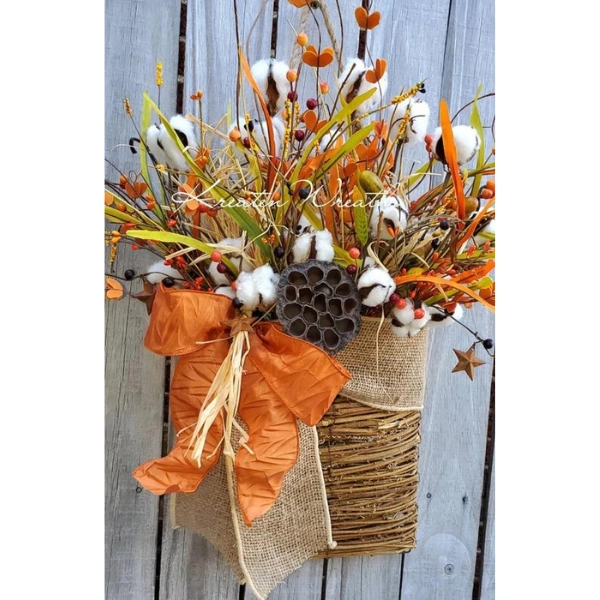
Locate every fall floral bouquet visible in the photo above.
<box><xmin>105</xmin><ymin>1</ymin><xmax>495</xmax><ymax>597</ymax></box>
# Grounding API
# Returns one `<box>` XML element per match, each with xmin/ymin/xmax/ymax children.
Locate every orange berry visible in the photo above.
<box><xmin>211</xmin><ymin>251</ymin><xmax>222</xmax><ymax>262</ymax></box>
<box><xmin>414</xmin><ymin>308</ymin><xmax>425</xmax><ymax>320</ymax></box>
<box><xmin>131</xmin><ymin>244</ymin><xmax>139</xmax><ymax>251</ymax></box>
<box><xmin>286</xmin><ymin>69</ymin><xmax>297</xmax><ymax>82</ymax></box>
<box><xmin>480</xmin><ymin>188</ymin><xmax>494</xmax><ymax>200</ymax></box>
<box><xmin>395</xmin><ymin>298</ymin><xmax>407</xmax><ymax>309</ymax></box>
<box><xmin>485</xmin><ymin>179</ymin><xmax>495</xmax><ymax>192</ymax></box>
<box><xmin>229</xmin><ymin>128</ymin><xmax>242</xmax><ymax>142</ymax></box>
<box><xmin>167</xmin><ymin>219</ymin><xmax>177</xmax><ymax>227</ymax></box>
<box><xmin>115</xmin><ymin>202</ymin><xmax>127</xmax><ymax>212</ymax></box>
<box><xmin>348</xmin><ymin>247</ymin><xmax>360</xmax><ymax>259</ymax></box>
<box><xmin>464</xmin><ymin>302</ymin><xmax>474</xmax><ymax>309</ymax></box>
<box><xmin>319</xmin><ymin>81</ymin><xmax>329</xmax><ymax>94</ymax></box>
<box><xmin>273</xmin><ymin>191</ymin><xmax>282</xmax><ymax>202</ymax></box>
<box><xmin>297</xmin><ymin>32</ymin><xmax>308</xmax><ymax>47</ymax></box>
<box><xmin>119</xmin><ymin>175</ymin><xmax>127</xmax><ymax>189</ymax></box>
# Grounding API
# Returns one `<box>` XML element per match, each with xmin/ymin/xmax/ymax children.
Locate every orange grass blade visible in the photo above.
<box><xmin>394</xmin><ymin>274</ymin><xmax>496</xmax><ymax>312</ymax></box>
<box><xmin>239</xmin><ymin>50</ymin><xmax>276</xmax><ymax>189</ymax></box>
<box><xmin>440</xmin><ymin>99</ymin><xmax>466</xmax><ymax>219</ymax></box>
<box><xmin>456</xmin><ymin>196</ymin><xmax>496</xmax><ymax>249</ymax></box>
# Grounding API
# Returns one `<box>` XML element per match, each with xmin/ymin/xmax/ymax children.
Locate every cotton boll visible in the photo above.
<box><xmin>407</xmin><ymin>325</ymin><xmax>425</xmax><ymax>337</ymax></box>
<box><xmin>156</xmin><ymin>116</ymin><xmax>198</xmax><ymax>172</ymax></box>
<box><xmin>392</xmin><ymin>299</ymin><xmax>414</xmax><ymax>325</ymax></box>
<box><xmin>146</xmin><ymin>124</ymin><xmax>168</xmax><ymax>165</ymax></box>
<box><xmin>432</xmin><ymin>125</ymin><xmax>480</xmax><ymax>165</ymax></box>
<box><xmin>208</xmin><ymin>261</ymin><xmax>230</xmax><ymax>286</ymax></box>
<box><xmin>146</xmin><ymin>260</ymin><xmax>183</xmax><ymax>285</ymax></box>
<box><xmin>357</xmin><ymin>267</ymin><xmax>395</xmax><ymax>306</ymax></box>
<box><xmin>251</xmin><ymin>119</ymin><xmax>284</xmax><ymax>157</ymax></box>
<box><xmin>251</xmin><ymin>59</ymin><xmax>291</xmax><ymax>114</ymax></box>
<box><xmin>214</xmin><ymin>285</ymin><xmax>236</xmax><ymax>300</ymax></box>
<box><xmin>427</xmin><ymin>304</ymin><xmax>464</xmax><ymax>328</ymax></box>
<box><xmin>269</xmin><ymin>60</ymin><xmax>292</xmax><ymax>111</ymax></box>
<box><xmin>356</xmin><ymin>69</ymin><xmax>388</xmax><ymax>112</ymax></box>
<box><xmin>295</xmin><ymin>215</ymin><xmax>313</xmax><ymax>235</ymax></box>
<box><xmin>292</xmin><ymin>233</ymin><xmax>313</xmax><ymax>263</ymax></box>
<box><xmin>411</xmin><ymin>305</ymin><xmax>431</xmax><ymax>329</ymax></box>
<box><xmin>220</xmin><ymin>236</ymin><xmax>253</xmax><ymax>273</ymax></box>
<box><xmin>404</xmin><ymin>100</ymin><xmax>430</xmax><ymax>146</ymax></box>
<box><xmin>252</xmin><ymin>264</ymin><xmax>280</xmax><ymax>308</ymax></box>
<box><xmin>369</xmin><ymin>194</ymin><xmax>408</xmax><ymax>240</ymax></box>
<box><xmin>235</xmin><ymin>271</ymin><xmax>260</xmax><ymax>310</ymax></box>
<box><xmin>391</xmin><ymin>321</ymin><xmax>411</xmax><ymax>338</ymax></box>
<box><xmin>208</xmin><ymin>236</ymin><xmax>252</xmax><ymax>286</ymax></box>
<box><xmin>250</xmin><ymin>59</ymin><xmax>271</xmax><ymax>97</ymax></box>
<box><xmin>338</xmin><ymin>58</ymin><xmax>366</xmax><ymax>102</ymax></box>
<box><xmin>314</xmin><ymin>230</ymin><xmax>335</xmax><ymax>262</ymax></box>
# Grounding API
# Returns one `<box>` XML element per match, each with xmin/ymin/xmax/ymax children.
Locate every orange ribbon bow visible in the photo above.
<box><xmin>133</xmin><ymin>285</ymin><xmax>351</xmax><ymax>526</ymax></box>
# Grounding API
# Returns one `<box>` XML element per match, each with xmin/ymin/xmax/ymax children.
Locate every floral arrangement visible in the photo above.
<box><xmin>105</xmin><ymin>1</ymin><xmax>494</xmax><ymax>596</ymax></box>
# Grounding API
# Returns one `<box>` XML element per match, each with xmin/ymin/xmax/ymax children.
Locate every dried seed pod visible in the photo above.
<box><xmin>276</xmin><ymin>259</ymin><xmax>362</xmax><ymax>354</ymax></box>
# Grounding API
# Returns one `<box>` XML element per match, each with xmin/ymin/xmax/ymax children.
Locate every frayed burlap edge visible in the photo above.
<box><xmin>172</xmin><ymin>422</ymin><xmax>333</xmax><ymax>600</ymax></box>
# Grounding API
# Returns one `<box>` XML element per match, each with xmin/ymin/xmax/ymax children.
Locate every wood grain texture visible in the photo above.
<box><xmin>481</xmin><ymin>457</ymin><xmax>495</xmax><ymax>600</ymax></box>
<box><xmin>324</xmin><ymin>555</ymin><xmax>402</xmax><ymax>600</ymax></box>
<box><xmin>105</xmin><ymin>1</ymin><xmax>180</xmax><ymax>599</ymax></box>
<box><xmin>245</xmin><ymin>560</ymin><xmax>325</xmax><ymax>600</ymax></box>
<box><xmin>400</xmin><ymin>307</ymin><xmax>494</xmax><ymax>600</ymax></box>
<box><xmin>159</xmin><ymin>402</ymin><xmax>242</xmax><ymax>600</ymax></box>
<box><xmin>401</xmin><ymin>0</ymin><xmax>495</xmax><ymax>596</ymax></box>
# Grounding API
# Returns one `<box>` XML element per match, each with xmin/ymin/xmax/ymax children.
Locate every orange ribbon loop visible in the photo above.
<box><xmin>133</xmin><ymin>285</ymin><xmax>351</xmax><ymax>526</ymax></box>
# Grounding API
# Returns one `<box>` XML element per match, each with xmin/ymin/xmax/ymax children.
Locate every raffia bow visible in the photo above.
<box><xmin>132</xmin><ymin>284</ymin><xmax>351</xmax><ymax>526</ymax></box>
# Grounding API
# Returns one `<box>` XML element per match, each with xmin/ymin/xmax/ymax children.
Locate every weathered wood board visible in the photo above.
<box><xmin>105</xmin><ymin>1</ymin><xmax>180</xmax><ymax>599</ymax></box>
<box><xmin>105</xmin><ymin>1</ymin><xmax>495</xmax><ymax>599</ymax></box>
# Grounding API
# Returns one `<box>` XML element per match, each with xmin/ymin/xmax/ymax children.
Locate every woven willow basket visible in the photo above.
<box><xmin>316</xmin><ymin>318</ymin><xmax>429</xmax><ymax>557</ymax></box>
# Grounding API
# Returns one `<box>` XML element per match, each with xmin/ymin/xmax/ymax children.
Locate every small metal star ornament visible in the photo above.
<box><xmin>132</xmin><ymin>279</ymin><xmax>157</xmax><ymax>315</ymax></box>
<box><xmin>452</xmin><ymin>346</ymin><xmax>486</xmax><ymax>381</ymax></box>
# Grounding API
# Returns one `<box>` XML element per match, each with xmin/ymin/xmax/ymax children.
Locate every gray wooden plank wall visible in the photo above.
<box><xmin>105</xmin><ymin>1</ymin><xmax>495</xmax><ymax>598</ymax></box>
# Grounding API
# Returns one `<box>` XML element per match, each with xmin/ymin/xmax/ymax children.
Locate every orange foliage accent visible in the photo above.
<box><xmin>355</xmin><ymin>7</ymin><xmax>381</xmax><ymax>29</ymax></box>
<box><xmin>365</xmin><ymin>58</ymin><xmax>387</xmax><ymax>84</ymax></box>
<box><xmin>302</xmin><ymin>45</ymin><xmax>335</xmax><ymax>68</ymax></box>
<box><xmin>439</xmin><ymin>99</ymin><xmax>466</xmax><ymax>219</ymax></box>
<box><xmin>105</xmin><ymin>277</ymin><xmax>124</xmax><ymax>300</ymax></box>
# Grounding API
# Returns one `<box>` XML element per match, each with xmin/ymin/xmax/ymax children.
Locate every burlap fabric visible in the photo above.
<box><xmin>336</xmin><ymin>317</ymin><xmax>429</xmax><ymax>410</ymax></box>
<box><xmin>173</xmin><ymin>422</ymin><xmax>333</xmax><ymax>600</ymax></box>
<box><xmin>172</xmin><ymin>317</ymin><xmax>429</xmax><ymax>597</ymax></box>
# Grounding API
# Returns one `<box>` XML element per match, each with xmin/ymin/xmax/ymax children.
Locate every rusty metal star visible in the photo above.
<box><xmin>222</xmin><ymin>316</ymin><xmax>257</xmax><ymax>337</ymax></box>
<box><xmin>452</xmin><ymin>347</ymin><xmax>486</xmax><ymax>381</ymax></box>
<box><xmin>132</xmin><ymin>280</ymin><xmax>157</xmax><ymax>315</ymax></box>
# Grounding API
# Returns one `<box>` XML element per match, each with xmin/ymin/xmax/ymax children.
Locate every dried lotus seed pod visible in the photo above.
<box><xmin>276</xmin><ymin>259</ymin><xmax>362</xmax><ymax>354</ymax></box>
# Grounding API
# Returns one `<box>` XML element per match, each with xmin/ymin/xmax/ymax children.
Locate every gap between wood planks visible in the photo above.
<box><xmin>471</xmin><ymin>362</ymin><xmax>495</xmax><ymax>600</ymax></box>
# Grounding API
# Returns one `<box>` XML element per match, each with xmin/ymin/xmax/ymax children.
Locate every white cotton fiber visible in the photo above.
<box><xmin>235</xmin><ymin>271</ymin><xmax>260</xmax><ymax>310</ymax></box>
<box><xmin>252</xmin><ymin>264</ymin><xmax>280</xmax><ymax>308</ymax></box>
<box><xmin>315</xmin><ymin>230</ymin><xmax>335</xmax><ymax>262</ymax></box>
<box><xmin>146</xmin><ymin>124</ymin><xmax>168</xmax><ymax>165</ymax></box>
<box><xmin>146</xmin><ymin>260</ymin><xmax>183</xmax><ymax>285</ymax></box>
<box><xmin>357</xmin><ymin>267</ymin><xmax>395</xmax><ymax>306</ymax></box>
<box><xmin>293</xmin><ymin>233</ymin><xmax>313</xmax><ymax>263</ymax></box>
<box><xmin>392</xmin><ymin>299</ymin><xmax>414</xmax><ymax>325</ymax></box>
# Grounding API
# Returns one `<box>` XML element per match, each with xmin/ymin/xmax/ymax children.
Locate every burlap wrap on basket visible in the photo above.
<box><xmin>170</xmin><ymin>315</ymin><xmax>429</xmax><ymax>595</ymax></box>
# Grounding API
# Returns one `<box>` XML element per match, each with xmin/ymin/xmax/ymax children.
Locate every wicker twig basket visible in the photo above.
<box><xmin>316</xmin><ymin>396</ymin><xmax>421</xmax><ymax>557</ymax></box>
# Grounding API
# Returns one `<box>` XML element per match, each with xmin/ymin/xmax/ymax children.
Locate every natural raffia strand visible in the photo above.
<box><xmin>315</xmin><ymin>396</ymin><xmax>421</xmax><ymax>557</ymax></box>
